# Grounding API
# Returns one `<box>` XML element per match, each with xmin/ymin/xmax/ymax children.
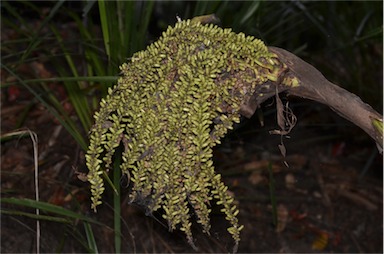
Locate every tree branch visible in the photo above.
<box><xmin>241</xmin><ymin>47</ymin><xmax>383</xmax><ymax>151</ymax></box>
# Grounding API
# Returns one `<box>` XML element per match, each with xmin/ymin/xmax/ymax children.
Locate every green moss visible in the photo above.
<box><xmin>86</xmin><ymin>18</ymin><xmax>285</xmax><ymax>251</ymax></box>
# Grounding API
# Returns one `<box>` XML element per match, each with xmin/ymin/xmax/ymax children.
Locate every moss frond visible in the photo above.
<box><xmin>86</xmin><ymin>17</ymin><xmax>285</xmax><ymax>250</ymax></box>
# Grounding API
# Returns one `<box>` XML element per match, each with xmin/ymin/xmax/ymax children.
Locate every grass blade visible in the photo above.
<box><xmin>48</xmin><ymin>24</ymin><xmax>93</xmax><ymax>131</ymax></box>
<box><xmin>98</xmin><ymin>0</ymin><xmax>111</xmax><ymax>61</ymax></box>
<box><xmin>2</xmin><ymin>76</ymin><xmax>118</xmax><ymax>87</ymax></box>
<box><xmin>1</xmin><ymin>198</ymin><xmax>103</xmax><ymax>226</ymax></box>
<box><xmin>136</xmin><ymin>1</ymin><xmax>155</xmax><ymax>52</ymax></box>
<box><xmin>1</xmin><ymin>63</ymin><xmax>88</xmax><ymax>150</ymax></box>
<box><xmin>84</xmin><ymin>222</ymin><xmax>99</xmax><ymax>254</ymax></box>
<box><xmin>1</xmin><ymin>209</ymin><xmax>70</xmax><ymax>223</ymax></box>
<box><xmin>20</xmin><ymin>0</ymin><xmax>65</xmax><ymax>62</ymax></box>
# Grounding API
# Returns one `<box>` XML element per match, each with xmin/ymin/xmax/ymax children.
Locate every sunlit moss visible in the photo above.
<box><xmin>86</xmin><ymin>17</ymin><xmax>287</xmax><ymax>252</ymax></box>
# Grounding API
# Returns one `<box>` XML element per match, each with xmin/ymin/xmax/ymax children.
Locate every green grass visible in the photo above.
<box><xmin>1</xmin><ymin>1</ymin><xmax>154</xmax><ymax>251</ymax></box>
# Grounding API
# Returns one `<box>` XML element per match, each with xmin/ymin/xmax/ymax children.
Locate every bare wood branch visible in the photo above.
<box><xmin>241</xmin><ymin>47</ymin><xmax>383</xmax><ymax>151</ymax></box>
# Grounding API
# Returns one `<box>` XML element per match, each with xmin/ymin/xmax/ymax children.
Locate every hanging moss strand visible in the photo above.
<box><xmin>86</xmin><ymin>18</ymin><xmax>289</xmax><ymax>251</ymax></box>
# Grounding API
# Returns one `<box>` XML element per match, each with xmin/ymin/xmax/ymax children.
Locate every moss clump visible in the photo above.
<box><xmin>86</xmin><ymin>18</ymin><xmax>284</xmax><ymax>251</ymax></box>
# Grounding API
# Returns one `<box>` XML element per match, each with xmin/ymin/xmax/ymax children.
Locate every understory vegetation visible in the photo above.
<box><xmin>1</xmin><ymin>1</ymin><xmax>382</xmax><ymax>253</ymax></box>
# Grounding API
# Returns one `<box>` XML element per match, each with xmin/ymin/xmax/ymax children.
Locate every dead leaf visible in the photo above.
<box><xmin>286</xmin><ymin>154</ymin><xmax>308</xmax><ymax>169</ymax></box>
<box><xmin>276</xmin><ymin>204</ymin><xmax>289</xmax><ymax>233</ymax></box>
<box><xmin>312</xmin><ymin>231</ymin><xmax>329</xmax><ymax>250</ymax></box>
<box><xmin>243</xmin><ymin>160</ymin><xmax>269</xmax><ymax>171</ymax></box>
<box><xmin>76</xmin><ymin>171</ymin><xmax>88</xmax><ymax>182</ymax></box>
<box><xmin>278</xmin><ymin>144</ymin><xmax>286</xmax><ymax>158</ymax></box>
<box><xmin>248</xmin><ymin>172</ymin><xmax>264</xmax><ymax>185</ymax></box>
<box><xmin>31</xmin><ymin>62</ymin><xmax>53</xmax><ymax>79</ymax></box>
<box><xmin>285</xmin><ymin>173</ymin><xmax>296</xmax><ymax>189</ymax></box>
<box><xmin>269</xmin><ymin>88</ymin><xmax>297</xmax><ymax>136</ymax></box>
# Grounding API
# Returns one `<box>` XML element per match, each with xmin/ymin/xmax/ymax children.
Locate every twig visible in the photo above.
<box><xmin>31</xmin><ymin>131</ymin><xmax>39</xmax><ymax>254</ymax></box>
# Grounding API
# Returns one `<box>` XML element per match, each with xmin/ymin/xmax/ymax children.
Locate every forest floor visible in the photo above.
<box><xmin>1</xmin><ymin>13</ymin><xmax>383</xmax><ymax>253</ymax></box>
<box><xmin>1</xmin><ymin>84</ymin><xmax>383</xmax><ymax>253</ymax></box>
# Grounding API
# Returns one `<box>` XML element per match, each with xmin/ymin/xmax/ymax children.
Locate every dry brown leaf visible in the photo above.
<box><xmin>285</xmin><ymin>173</ymin><xmax>296</xmax><ymax>189</ymax></box>
<box><xmin>243</xmin><ymin>160</ymin><xmax>269</xmax><ymax>171</ymax></box>
<box><xmin>286</xmin><ymin>154</ymin><xmax>308</xmax><ymax>169</ymax></box>
<box><xmin>312</xmin><ymin>231</ymin><xmax>329</xmax><ymax>250</ymax></box>
<box><xmin>31</xmin><ymin>62</ymin><xmax>53</xmax><ymax>79</ymax></box>
<box><xmin>248</xmin><ymin>172</ymin><xmax>265</xmax><ymax>185</ymax></box>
